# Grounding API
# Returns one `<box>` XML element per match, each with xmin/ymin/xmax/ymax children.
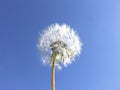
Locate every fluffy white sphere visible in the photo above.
<box><xmin>37</xmin><ymin>23</ymin><xmax>82</xmax><ymax>69</ymax></box>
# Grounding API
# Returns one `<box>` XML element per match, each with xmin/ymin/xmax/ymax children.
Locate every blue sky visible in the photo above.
<box><xmin>0</xmin><ymin>0</ymin><xmax>120</xmax><ymax>90</ymax></box>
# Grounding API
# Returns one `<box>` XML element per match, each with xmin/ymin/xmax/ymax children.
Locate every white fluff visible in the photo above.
<box><xmin>37</xmin><ymin>23</ymin><xmax>82</xmax><ymax>69</ymax></box>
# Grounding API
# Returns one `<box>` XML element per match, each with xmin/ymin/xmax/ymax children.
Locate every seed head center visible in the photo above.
<box><xmin>50</xmin><ymin>41</ymin><xmax>67</xmax><ymax>52</ymax></box>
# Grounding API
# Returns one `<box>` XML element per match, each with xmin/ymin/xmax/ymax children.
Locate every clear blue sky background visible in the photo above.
<box><xmin>0</xmin><ymin>0</ymin><xmax>120</xmax><ymax>90</ymax></box>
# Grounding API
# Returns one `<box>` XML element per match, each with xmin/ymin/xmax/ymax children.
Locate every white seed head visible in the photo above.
<box><xmin>37</xmin><ymin>23</ymin><xmax>82</xmax><ymax>69</ymax></box>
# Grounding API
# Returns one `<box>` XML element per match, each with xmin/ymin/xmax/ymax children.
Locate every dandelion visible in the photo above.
<box><xmin>37</xmin><ymin>23</ymin><xmax>82</xmax><ymax>90</ymax></box>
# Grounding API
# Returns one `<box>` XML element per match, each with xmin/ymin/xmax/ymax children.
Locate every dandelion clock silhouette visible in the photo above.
<box><xmin>37</xmin><ymin>23</ymin><xmax>82</xmax><ymax>90</ymax></box>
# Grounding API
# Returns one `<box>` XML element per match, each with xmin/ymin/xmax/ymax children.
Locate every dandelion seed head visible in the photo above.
<box><xmin>37</xmin><ymin>23</ymin><xmax>82</xmax><ymax>69</ymax></box>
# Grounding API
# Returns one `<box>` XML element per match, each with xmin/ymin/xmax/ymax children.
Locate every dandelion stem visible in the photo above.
<box><xmin>51</xmin><ymin>62</ymin><xmax>55</xmax><ymax>90</ymax></box>
<box><xmin>51</xmin><ymin>53</ymin><xmax>56</xmax><ymax>90</ymax></box>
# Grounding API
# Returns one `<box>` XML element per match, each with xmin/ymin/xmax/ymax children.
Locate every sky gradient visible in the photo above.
<box><xmin>0</xmin><ymin>0</ymin><xmax>120</xmax><ymax>90</ymax></box>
